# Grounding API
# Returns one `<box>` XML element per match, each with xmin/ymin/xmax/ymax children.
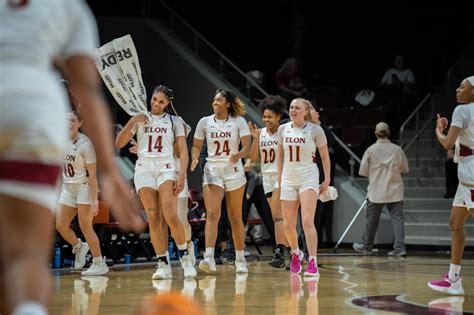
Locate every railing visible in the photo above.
<box><xmin>398</xmin><ymin>93</ymin><xmax>434</xmax><ymax>166</ymax></box>
<box><xmin>159</xmin><ymin>1</ymin><xmax>269</xmax><ymax>106</ymax></box>
<box><xmin>332</xmin><ymin>131</ymin><xmax>362</xmax><ymax>182</ymax></box>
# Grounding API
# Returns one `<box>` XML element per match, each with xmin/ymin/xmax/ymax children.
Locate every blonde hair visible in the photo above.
<box><xmin>216</xmin><ymin>89</ymin><xmax>246</xmax><ymax>117</ymax></box>
<box><xmin>291</xmin><ymin>98</ymin><xmax>313</xmax><ymax>121</ymax></box>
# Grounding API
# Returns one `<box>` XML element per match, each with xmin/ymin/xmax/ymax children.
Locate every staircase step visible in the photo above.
<box><xmin>405</xmin><ymin>222</ymin><xmax>474</xmax><ymax>239</ymax></box>
<box><xmin>407</xmin><ymin>167</ymin><xmax>444</xmax><ymax>177</ymax></box>
<box><xmin>405</xmin><ymin>209</ymin><xmax>450</xmax><ymax>223</ymax></box>
<box><xmin>404</xmin><ymin>197</ymin><xmax>452</xmax><ymax>209</ymax></box>
<box><xmin>405</xmin><ymin>235</ymin><xmax>474</xmax><ymax>246</ymax></box>
<box><xmin>353</xmin><ymin>177</ymin><xmax>445</xmax><ymax>189</ymax></box>
<box><xmin>405</xmin><ymin>147</ymin><xmax>445</xmax><ymax>158</ymax></box>
<box><xmin>405</xmin><ymin>187</ymin><xmax>446</xmax><ymax>198</ymax></box>
<box><xmin>407</xmin><ymin>158</ymin><xmax>444</xmax><ymax>168</ymax></box>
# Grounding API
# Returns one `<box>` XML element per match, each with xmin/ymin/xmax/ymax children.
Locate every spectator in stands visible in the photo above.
<box><xmin>353</xmin><ymin>122</ymin><xmax>409</xmax><ymax>256</ymax></box>
<box><xmin>275</xmin><ymin>58</ymin><xmax>308</xmax><ymax>104</ymax></box>
<box><xmin>248</xmin><ymin>95</ymin><xmax>288</xmax><ymax>268</ymax></box>
<box><xmin>191</xmin><ymin>89</ymin><xmax>251</xmax><ymax>274</ymax></box>
<box><xmin>444</xmin><ymin>148</ymin><xmax>459</xmax><ymax>199</ymax></box>
<box><xmin>308</xmin><ymin>104</ymin><xmax>335</xmax><ymax>246</ymax></box>
<box><xmin>380</xmin><ymin>54</ymin><xmax>416</xmax><ymax>97</ymax></box>
<box><xmin>115</xmin><ymin>85</ymin><xmax>197</xmax><ymax>280</ymax></box>
<box><xmin>56</xmin><ymin>111</ymin><xmax>109</xmax><ymax>276</ymax></box>
<box><xmin>0</xmin><ymin>2</ymin><xmax>141</xmax><ymax>314</ymax></box>
<box><xmin>428</xmin><ymin>76</ymin><xmax>474</xmax><ymax>295</ymax></box>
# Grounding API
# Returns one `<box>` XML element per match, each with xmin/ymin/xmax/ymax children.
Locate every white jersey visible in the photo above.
<box><xmin>278</xmin><ymin>122</ymin><xmax>327</xmax><ymax>185</ymax></box>
<box><xmin>259</xmin><ymin>127</ymin><xmax>279</xmax><ymax>176</ymax></box>
<box><xmin>0</xmin><ymin>0</ymin><xmax>98</xmax><ymax>163</ymax></box>
<box><xmin>132</xmin><ymin>113</ymin><xmax>185</xmax><ymax>159</ymax></box>
<box><xmin>451</xmin><ymin>103</ymin><xmax>474</xmax><ymax>184</ymax></box>
<box><xmin>194</xmin><ymin>115</ymin><xmax>250</xmax><ymax>163</ymax></box>
<box><xmin>62</xmin><ymin>133</ymin><xmax>96</xmax><ymax>184</ymax></box>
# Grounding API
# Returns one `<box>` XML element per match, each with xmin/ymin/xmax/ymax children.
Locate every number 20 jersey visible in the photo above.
<box><xmin>259</xmin><ymin>127</ymin><xmax>278</xmax><ymax>176</ymax></box>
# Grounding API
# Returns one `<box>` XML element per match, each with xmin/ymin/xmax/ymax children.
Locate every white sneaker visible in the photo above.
<box><xmin>188</xmin><ymin>241</ymin><xmax>196</xmax><ymax>265</ymax></box>
<box><xmin>199</xmin><ymin>276</ymin><xmax>216</xmax><ymax>301</ymax></box>
<box><xmin>72</xmin><ymin>279</ymin><xmax>88</xmax><ymax>312</ymax></box>
<box><xmin>182</xmin><ymin>279</ymin><xmax>197</xmax><ymax>298</ymax></box>
<box><xmin>235</xmin><ymin>258</ymin><xmax>248</xmax><ymax>273</ymax></box>
<box><xmin>81</xmin><ymin>260</ymin><xmax>109</xmax><ymax>276</ymax></box>
<box><xmin>181</xmin><ymin>254</ymin><xmax>197</xmax><ymax>278</ymax></box>
<box><xmin>235</xmin><ymin>274</ymin><xmax>248</xmax><ymax>295</ymax></box>
<box><xmin>152</xmin><ymin>279</ymin><xmax>172</xmax><ymax>294</ymax></box>
<box><xmin>152</xmin><ymin>261</ymin><xmax>172</xmax><ymax>279</ymax></box>
<box><xmin>199</xmin><ymin>254</ymin><xmax>216</xmax><ymax>274</ymax></box>
<box><xmin>72</xmin><ymin>240</ymin><xmax>89</xmax><ymax>269</ymax></box>
<box><xmin>81</xmin><ymin>276</ymin><xmax>109</xmax><ymax>294</ymax></box>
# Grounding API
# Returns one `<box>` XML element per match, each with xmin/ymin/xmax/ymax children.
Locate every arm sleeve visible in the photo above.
<box><xmin>172</xmin><ymin>116</ymin><xmax>185</xmax><ymax>137</ymax></box>
<box><xmin>82</xmin><ymin>139</ymin><xmax>97</xmax><ymax>164</ymax></box>
<box><xmin>451</xmin><ymin>105</ymin><xmax>469</xmax><ymax>129</ymax></box>
<box><xmin>238</xmin><ymin>117</ymin><xmax>251</xmax><ymax>137</ymax></box>
<box><xmin>359</xmin><ymin>149</ymin><xmax>370</xmax><ymax>177</ymax></box>
<box><xmin>61</xmin><ymin>0</ymin><xmax>99</xmax><ymax>60</ymax></box>
<box><xmin>312</xmin><ymin>125</ymin><xmax>327</xmax><ymax>147</ymax></box>
<box><xmin>194</xmin><ymin>117</ymin><xmax>207</xmax><ymax>140</ymax></box>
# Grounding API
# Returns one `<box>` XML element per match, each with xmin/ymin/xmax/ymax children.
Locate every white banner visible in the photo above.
<box><xmin>93</xmin><ymin>34</ymin><xmax>149</xmax><ymax>119</ymax></box>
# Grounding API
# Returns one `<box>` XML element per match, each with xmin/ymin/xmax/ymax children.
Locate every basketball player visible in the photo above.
<box><xmin>115</xmin><ymin>85</ymin><xmax>196</xmax><ymax>279</ymax></box>
<box><xmin>248</xmin><ymin>95</ymin><xmax>289</xmax><ymax>268</ymax></box>
<box><xmin>129</xmin><ymin>117</ymin><xmax>197</xmax><ymax>273</ymax></box>
<box><xmin>277</xmin><ymin>98</ymin><xmax>330</xmax><ymax>276</ymax></box>
<box><xmin>428</xmin><ymin>76</ymin><xmax>474</xmax><ymax>295</ymax></box>
<box><xmin>0</xmin><ymin>1</ymin><xmax>141</xmax><ymax>314</ymax></box>
<box><xmin>190</xmin><ymin>89</ymin><xmax>251</xmax><ymax>274</ymax></box>
<box><xmin>56</xmin><ymin>111</ymin><xmax>109</xmax><ymax>276</ymax></box>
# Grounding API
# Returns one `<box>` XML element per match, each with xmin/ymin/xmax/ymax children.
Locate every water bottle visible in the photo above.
<box><xmin>53</xmin><ymin>247</ymin><xmax>61</xmax><ymax>269</ymax></box>
<box><xmin>168</xmin><ymin>240</ymin><xmax>174</xmax><ymax>260</ymax></box>
<box><xmin>193</xmin><ymin>238</ymin><xmax>199</xmax><ymax>258</ymax></box>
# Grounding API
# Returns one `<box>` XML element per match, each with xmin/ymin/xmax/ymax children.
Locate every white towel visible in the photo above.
<box><xmin>319</xmin><ymin>186</ymin><xmax>338</xmax><ymax>202</ymax></box>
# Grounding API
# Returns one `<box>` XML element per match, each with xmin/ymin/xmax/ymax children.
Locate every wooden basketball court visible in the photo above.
<box><xmin>49</xmin><ymin>253</ymin><xmax>473</xmax><ymax>314</ymax></box>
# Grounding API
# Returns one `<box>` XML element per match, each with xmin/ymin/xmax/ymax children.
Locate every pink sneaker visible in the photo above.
<box><xmin>304</xmin><ymin>258</ymin><xmax>319</xmax><ymax>277</ymax></box>
<box><xmin>428</xmin><ymin>275</ymin><xmax>464</xmax><ymax>295</ymax></box>
<box><xmin>290</xmin><ymin>251</ymin><xmax>303</xmax><ymax>274</ymax></box>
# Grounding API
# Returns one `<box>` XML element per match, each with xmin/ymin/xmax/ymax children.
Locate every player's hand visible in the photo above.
<box><xmin>319</xmin><ymin>179</ymin><xmax>330</xmax><ymax>194</ymax></box>
<box><xmin>248</xmin><ymin>121</ymin><xmax>259</xmax><ymax>139</ymax></box>
<box><xmin>132</xmin><ymin>114</ymin><xmax>148</xmax><ymax>124</ymax></box>
<box><xmin>229</xmin><ymin>154</ymin><xmax>240</xmax><ymax>164</ymax></box>
<box><xmin>90</xmin><ymin>200</ymin><xmax>99</xmax><ymax>216</ymax></box>
<box><xmin>190</xmin><ymin>159</ymin><xmax>199</xmax><ymax>171</ymax></box>
<box><xmin>129</xmin><ymin>140</ymin><xmax>138</xmax><ymax>154</ymax></box>
<box><xmin>436</xmin><ymin>114</ymin><xmax>449</xmax><ymax>133</ymax></box>
<box><xmin>174</xmin><ymin>174</ymin><xmax>185</xmax><ymax>195</ymax></box>
<box><xmin>100</xmin><ymin>168</ymin><xmax>144</xmax><ymax>232</ymax></box>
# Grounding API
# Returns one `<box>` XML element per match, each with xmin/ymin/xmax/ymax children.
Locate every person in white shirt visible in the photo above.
<box><xmin>428</xmin><ymin>76</ymin><xmax>474</xmax><ymax>296</ymax></box>
<box><xmin>0</xmin><ymin>2</ymin><xmax>141</xmax><ymax>314</ymax></box>
<box><xmin>248</xmin><ymin>95</ymin><xmax>288</xmax><ymax>268</ymax></box>
<box><xmin>191</xmin><ymin>89</ymin><xmax>251</xmax><ymax>274</ymax></box>
<box><xmin>56</xmin><ymin>111</ymin><xmax>109</xmax><ymax>276</ymax></box>
<box><xmin>277</xmin><ymin>98</ymin><xmax>330</xmax><ymax>277</ymax></box>
<box><xmin>115</xmin><ymin>85</ymin><xmax>196</xmax><ymax>279</ymax></box>
<box><xmin>380</xmin><ymin>54</ymin><xmax>416</xmax><ymax>96</ymax></box>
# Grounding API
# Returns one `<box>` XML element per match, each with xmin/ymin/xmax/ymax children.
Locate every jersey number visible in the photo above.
<box><xmin>64</xmin><ymin>163</ymin><xmax>75</xmax><ymax>178</ymax></box>
<box><xmin>147</xmin><ymin>135</ymin><xmax>163</xmax><ymax>152</ymax></box>
<box><xmin>214</xmin><ymin>140</ymin><xmax>230</xmax><ymax>156</ymax></box>
<box><xmin>262</xmin><ymin>148</ymin><xmax>275</xmax><ymax>163</ymax></box>
<box><xmin>288</xmin><ymin>145</ymin><xmax>301</xmax><ymax>162</ymax></box>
